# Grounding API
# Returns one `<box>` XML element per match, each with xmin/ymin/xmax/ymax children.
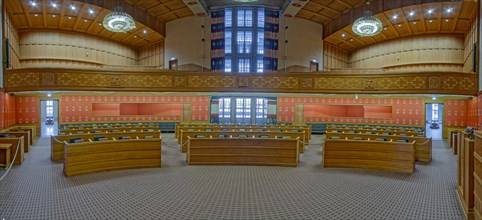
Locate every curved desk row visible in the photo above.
<box><xmin>323</xmin><ymin>139</ymin><xmax>416</xmax><ymax>173</ymax></box>
<box><xmin>63</xmin><ymin>138</ymin><xmax>162</xmax><ymax>177</ymax></box>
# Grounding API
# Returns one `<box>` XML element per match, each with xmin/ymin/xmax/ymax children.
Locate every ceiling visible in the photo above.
<box><xmin>5</xmin><ymin>0</ymin><xmax>477</xmax><ymax>51</ymax></box>
<box><xmin>322</xmin><ymin>1</ymin><xmax>477</xmax><ymax>52</ymax></box>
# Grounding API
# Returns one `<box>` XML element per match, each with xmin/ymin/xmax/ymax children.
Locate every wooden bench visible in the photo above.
<box><xmin>187</xmin><ymin>137</ymin><xmax>299</xmax><ymax>167</ymax></box>
<box><xmin>327</xmin><ymin>128</ymin><xmax>424</xmax><ymax>137</ymax></box>
<box><xmin>326</xmin><ymin>132</ymin><xmax>432</xmax><ymax>163</ymax></box>
<box><xmin>62</xmin><ymin>124</ymin><xmax>159</xmax><ymax>130</ymax></box>
<box><xmin>0</xmin><ymin>132</ymin><xmax>30</xmax><ymax>153</ymax></box>
<box><xmin>63</xmin><ymin>138</ymin><xmax>162</xmax><ymax>177</ymax></box>
<box><xmin>10</xmin><ymin>126</ymin><xmax>37</xmax><ymax>143</ymax></box>
<box><xmin>58</xmin><ymin>128</ymin><xmax>159</xmax><ymax>135</ymax></box>
<box><xmin>0</xmin><ymin>136</ymin><xmax>25</xmax><ymax>165</ymax></box>
<box><xmin>176</xmin><ymin>124</ymin><xmax>311</xmax><ymax>141</ymax></box>
<box><xmin>0</xmin><ymin>144</ymin><xmax>12</xmax><ymax>168</ymax></box>
<box><xmin>323</xmin><ymin>139</ymin><xmax>416</xmax><ymax>173</ymax></box>
<box><xmin>51</xmin><ymin>131</ymin><xmax>161</xmax><ymax>161</ymax></box>
<box><xmin>180</xmin><ymin>130</ymin><xmax>306</xmax><ymax>153</ymax></box>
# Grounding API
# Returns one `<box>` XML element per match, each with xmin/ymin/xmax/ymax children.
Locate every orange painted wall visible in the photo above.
<box><xmin>60</xmin><ymin>95</ymin><xmax>209</xmax><ymax>123</ymax></box>
<box><xmin>467</xmin><ymin>97</ymin><xmax>478</xmax><ymax>128</ymax></box>
<box><xmin>15</xmin><ymin>96</ymin><xmax>39</xmax><ymax>124</ymax></box>
<box><xmin>0</xmin><ymin>91</ymin><xmax>16</xmax><ymax>128</ymax></box>
<box><xmin>444</xmin><ymin>99</ymin><xmax>468</xmax><ymax>127</ymax></box>
<box><xmin>278</xmin><ymin>97</ymin><xmax>424</xmax><ymax>125</ymax></box>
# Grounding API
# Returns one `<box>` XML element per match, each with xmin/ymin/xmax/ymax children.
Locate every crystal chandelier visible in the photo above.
<box><xmin>351</xmin><ymin>1</ymin><xmax>382</xmax><ymax>37</ymax></box>
<box><xmin>103</xmin><ymin>6</ymin><xmax>136</xmax><ymax>33</ymax></box>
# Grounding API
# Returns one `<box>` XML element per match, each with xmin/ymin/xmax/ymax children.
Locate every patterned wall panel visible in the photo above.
<box><xmin>59</xmin><ymin>95</ymin><xmax>209</xmax><ymax>123</ymax></box>
<box><xmin>4</xmin><ymin>69</ymin><xmax>477</xmax><ymax>95</ymax></box>
<box><xmin>15</xmin><ymin>96</ymin><xmax>39</xmax><ymax>124</ymax></box>
<box><xmin>467</xmin><ymin>97</ymin><xmax>478</xmax><ymax>128</ymax></box>
<box><xmin>278</xmin><ymin>97</ymin><xmax>425</xmax><ymax>126</ymax></box>
<box><xmin>444</xmin><ymin>99</ymin><xmax>468</xmax><ymax>127</ymax></box>
<box><xmin>0</xmin><ymin>91</ymin><xmax>16</xmax><ymax>128</ymax></box>
<box><xmin>478</xmin><ymin>94</ymin><xmax>482</xmax><ymax>129</ymax></box>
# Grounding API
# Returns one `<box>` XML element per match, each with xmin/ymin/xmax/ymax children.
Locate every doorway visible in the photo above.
<box><xmin>40</xmin><ymin>100</ymin><xmax>59</xmax><ymax>136</ymax></box>
<box><xmin>425</xmin><ymin>103</ymin><xmax>443</xmax><ymax>140</ymax></box>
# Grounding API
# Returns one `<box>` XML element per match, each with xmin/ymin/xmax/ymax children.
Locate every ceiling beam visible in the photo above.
<box><xmin>308</xmin><ymin>1</ymin><xmax>342</xmax><ymax>16</ymax></box>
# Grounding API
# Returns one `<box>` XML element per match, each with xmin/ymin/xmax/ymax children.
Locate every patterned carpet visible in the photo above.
<box><xmin>0</xmin><ymin>134</ymin><xmax>464</xmax><ymax>219</ymax></box>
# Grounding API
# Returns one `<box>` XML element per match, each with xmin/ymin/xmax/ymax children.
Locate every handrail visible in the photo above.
<box><xmin>51</xmin><ymin>135</ymin><xmax>64</xmax><ymax>144</ymax></box>
<box><xmin>0</xmin><ymin>140</ymin><xmax>22</xmax><ymax>182</ymax></box>
<box><xmin>415</xmin><ymin>137</ymin><xmax>432</xmax><ymax>146</ymax></box>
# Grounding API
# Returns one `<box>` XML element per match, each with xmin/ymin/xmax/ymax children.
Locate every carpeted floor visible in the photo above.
<box><xmin>0</xmin><ymin>134</ymin><xmax>464</xmax><ymax>219</ymax></box>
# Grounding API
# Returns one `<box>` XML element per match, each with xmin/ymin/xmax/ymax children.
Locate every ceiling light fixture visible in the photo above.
<box><xmin>30</xmin><ymin>1</ymin><xmax>37</xmax><ymax>6</ymax></box>
<box><xmin>103</xmin><ymin>1</ymin><xmax>136</xmax><ymax>33</ymax></box>
<box><xmin>88</xmin><ymin>9</ymin><xmax>94</xmax><ymax>14</ymax></box>
<box><xmin>409</xmin><ymin>11</ymin><xmax>415</xmax><ymax>16</ymax></box>
<box><xmin>446</xmin><ymin>7</ymin><xmax>453</xmax><ymax>13</ymax></box>
<box><xmin>392</xmin><ymin>14</ymin><xmax>398</xmax><ymax>20</ymax></box>
<box><xmin>352</xmin><ymin>1</ymin><xmax>383</xmax><ymax>37</ymax></box>
<box><xmin>143</xmin><ymin>30</ymin><xmax>147</xmax><ymax>34</ymax></box>
<box><xmin>427</xmin><ymin>9</ymin><xmax>434</xmax><ymax>14</ymax></box>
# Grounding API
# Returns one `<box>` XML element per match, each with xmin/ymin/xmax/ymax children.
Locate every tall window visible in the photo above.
<box><xmin>225</xmin><ymin>7</ymin><xmax>265</xmax><ymax>73</ymax></box>
<box><xmin>219</xmin><ymin>98</ymin><xmax>231</xmax><ymax>124</ymax></box>
<box><xmin>46</xmin><ymin>100</ymin><xmax>53</xmax><ymax>117</ymax></box>
<box><xmin>432</xmin><ymin>104</ymin><xmax>439</xmax><ymax>121</ymax></box>
<box><xmin>217</xmin><ymin>97</ymin><xmax>268</xmax><ymax>124</ymax></box>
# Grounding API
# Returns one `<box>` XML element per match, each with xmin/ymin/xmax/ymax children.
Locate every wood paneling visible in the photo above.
<box><xmin>4</xmin><ymin>68</ymin><xmax>477</xmax><ymax>95</ymax></box>
<box><xmin>139</xmin><ymin>40</ymin><xmax>164</xmax><ymax>68</ymax></box>
<box><xmin>4</xmin><ymin>8</ymin><xmax>21</xmax><ymax>69</ymax></box>
<box><xmin>349</xmin><ymin>35</ymin><xmax>464</xmax><ymax>71</ymax></box>
<box><xmin>6</xmin><ymin>0</ymin><xmax>165</xmax><ymax>48</ymax></box>
<box><xmin>320</xmin><ymin>1</ymin><xmax>477</xmax><ymax>52</ymax></box>
<box><xmin>19</xmin><ymin>31</ymin><xmax>138</xmax><ymax>67</ymax></box>
<box><xmin>463</xmin><ymin>18</ymin><xmax>477</xmax><ymax>73</ymax></box>
<box><xmin>323</xmin><ymin>43</ymin><xmax>349</xmax><ymax>71</ymax></box>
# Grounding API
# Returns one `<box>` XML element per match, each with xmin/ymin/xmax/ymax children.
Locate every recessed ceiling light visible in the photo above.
<box><xmin>445</xmin><ymin>19</ymin><xmax>449</xmax><ymax>22</ymax></box>
<box><xmin>52</xmin><ymin>15</ymin><xmax>56</xmax><ymax>17</ymax></box>
<box><xmin>349</xmin><ymin>38</ymin><xmax>353</xmax><ymax>41</ymax></box>
<box><xmin>68</xmin><ymin>16</ymin><xmax>72</xmax><ymax>19</ymax></box>
<box><xmin>429</xmin><ymin>20</ymin><xmax>433</xmax><ymax>23</ymax></box>
<box><xmin>427</xmin><ymin>9</ymin><xmax>434</xmax><ymax>14</ymax></box>
<box><xmin>413</xmin><ymin>21</ymin><xmax>416</xmax><ymax>24</ymax></box>
<box><xmin>34</xmin><ymin>14</ymin><xmax>38</xmax><ymax>17</ymax></box>
<box><xmin>98</xmin><ymin>23</ymin><xmax>102</xmax><ymax>26</ymax></box>
<box><xmin>143</xmin><ymin>30</ymin><xmax>147</xmax><ymax>34</ymax></box>
<box><xmin>51</xmin><ymin>2</ymin><xmax>57</xmax><ymax>8</ymax></box>
<box><xmin>88</xmin><ymin>9</ymin><xmax>94</xmax><ymax>14</ymax></box>
<box><xmin>397</xmin><ymin>24</ymin><xmax>402</xmax><ymax>27</ymax></box>
<box><xmin>341</xmin><ymin>33</ymin><xmax>346</xmax><ymax>38</ymax></box>
<box><xmin>383</xmin><ymin>27</ymin><xmax>387</xmax><ymax>30</ymax></box>
<box><xmin>392</xmin><ymin>14</ymin><xmax>398</xmax><ymax>19</ymax></box>
<box><xmin>409</xmin><ymin>11</ymin><xmax>415</xmax><ymax>16</ymax></box>
<box><xmin>446</xmin><ymin>7</ymin><xmax>453</xmax><ymax>13</ymax></box>
<box><xmin>134</xmin><ymin>36</ymin><xmax>138</xmax><ymax>38</ymax></box>
<box><xmin>30</xmin><ymin>1</ymin><xmax>37</xmax><ymax>6</ymax></box>
<box><xmin>84</xmin><ymin>19</ymin><xmax>88</xmax><ymax>22</ymax></box>
<box><xmin>70</xmin><ymin>5</ymin><xmax>76</xmax><ymax>10</ymax></box>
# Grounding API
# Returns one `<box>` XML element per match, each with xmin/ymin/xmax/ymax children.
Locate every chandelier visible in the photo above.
<box><xmin>351</xmin><ymin>2</ymin><xmax>382</xmax><ymax>37</ymax></box>
<box><xmin>103</xmin><ymin>6</ymin><xmax>136</xmax><ymax>33</ymax></box>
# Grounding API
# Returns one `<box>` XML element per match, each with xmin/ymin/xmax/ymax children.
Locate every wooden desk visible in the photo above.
<box><xmin>64</xmin><ymin>138</ymin><xmax>162</xmax><ymax>177</ymax></box>
<box><xmin>187</xmin><ymin>138</ymin><xmax>299</xmax><ymax>167</ymax></box>
<box><xmin>473</xmin><ymin>131</ymin><xmax>482</xmax><ymax>220</ymax></box>
<box><xmin>0</xmin><ymin>137</ymin><xmax>25</xmax><ymax>165</ymax></box>
<box><xmin>51</xmin><ymin>131</ymin><xmax>161</xmax><ymax>161</ymax></box>
<box><xmin>457</xmin><ymin>137</ymin><xmax>475</xmax><ymax>219</ymax></box>
<box><xmin>0</xmin><ymin>144</ymin><xmax>12</xmax><ymax>168</ymax></box>
<box><xmin>323</xmin><ymin>139</ymin><xmax>415</xmax><ymax>173</ymax></box>
<box><xmin>326</xmin><ymin>132</ymin><xmax>431</xmax><ymax>163</ymax></box>
<box><xmin>0</xmin><ymin>132</ymin><xmax>30</xmax><ymax>153</ymax></box>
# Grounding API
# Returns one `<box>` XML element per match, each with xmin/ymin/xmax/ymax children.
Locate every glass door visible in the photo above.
<box><xmin>235</xmin><ymin>98</ymin><xmax>251</xmax><ymax>124</ymax></box>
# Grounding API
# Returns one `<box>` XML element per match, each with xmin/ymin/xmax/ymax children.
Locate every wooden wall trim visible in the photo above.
<box><xmin>4</xmin><ymin>68</ymin><xmax>477</xmax><ymax>95</ymax></box>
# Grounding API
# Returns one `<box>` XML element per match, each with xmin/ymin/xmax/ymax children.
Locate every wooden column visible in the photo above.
<box><xmin>458</xmin><ymin>137</ymin><xmax>475</xmax><ymax>219</ymax></box>
<box><xmin>473</xmin><ymin>131</ymin><xmax>482</xmax><ymax>220</ymax></box>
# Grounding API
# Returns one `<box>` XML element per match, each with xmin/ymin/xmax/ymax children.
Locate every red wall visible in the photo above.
<box><xmin>444</xmin><ymin>99</ymin><xmax>468</xmax><ymax>127</ymax></box>
<box><xmin>278</xmin><ymin>97</ymin><xmax>424</xmax><ymax>125</ymax></box>
<box><xmin>60</xmin><ymin>95</ymin><xmax>209</xmax><ymax>123</ymax></box>
<box><xmin>15</xmin><ymin>96</ymin><xmax>39</xmax><ymax>124</ymax></box>
<box><xmin>0</xmin><ymin>91</ymin><xmax>16</xmax><ymax>128</ymax></box>
<box><xmin>467</xmin><ymin>97</ymin><xmax>478</xmax><ymax>128</ymax></box>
